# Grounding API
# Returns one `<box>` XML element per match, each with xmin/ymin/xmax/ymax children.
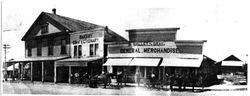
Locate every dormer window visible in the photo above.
<box><xmin>41</xmin><ymin>23</ymin><xmax>49</xmax><ymax>34</ymax></box>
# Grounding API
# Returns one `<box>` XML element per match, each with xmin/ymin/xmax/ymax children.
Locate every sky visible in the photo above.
<box><xmin>1</xmin><ymin>0</ymin><xmax>250</xmax><ymax>62</ymax></box>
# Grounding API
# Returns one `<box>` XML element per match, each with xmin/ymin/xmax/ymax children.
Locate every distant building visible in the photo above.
<box><xmin>216</xmin><ymin>55</ymin><xmax>245</xmax><ymax>75</ymax></box>
<box><xmin>7</xmin><ymin>9</ymin><xmax>127</xmax><ymax>83</ymax></box>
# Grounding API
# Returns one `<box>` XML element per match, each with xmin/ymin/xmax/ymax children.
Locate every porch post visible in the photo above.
<box><xmin>163</xmin><ymin>66</ymin><xmax>166</xmax><ymax>80</ymax></box>
<box><xmin>31</xmin><ymin>62</ymin><xmax>33</xmax><ymax>82</ymax></box>
<box><xmin>12</xmin><ymin>63</ymin><xmax>15</xmax><ymax>81</ymax></box>
<box><xmin>18</xmin><ymin>63</ymin><xmax>21</xmax><ymax>80</ymax></box>
<box><xmin>42</xmin><ymin>62</ymin><xmax>44</xmax><ymax>82</ymax></box>
<box><xmin>69</xmin><ymin>66</ymin><xmax>71</xmax><ymax>84</ymax></box>
<box><xmin>21</xmin><ymin>62</ymin><xmax>23</xmax><ymax>81</ymax></box>
<box><xmin>144</xmin><ymin>67</ymin><xmax>147</xmax><ymax>78</ymax></box>
<box><xmin>54</xmin><ymin>62</ymin><xmax>57</xmax><ymax>83</ymax></box>
<box><xmin>158</xmin><ymin>67</ymin><xmax>161</xmax><ymax>80</ymax></box>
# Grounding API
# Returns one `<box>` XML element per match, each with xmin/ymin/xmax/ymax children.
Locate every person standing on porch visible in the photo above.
<box><xmin>170</xmin><ymin>74</ymin><xmax>175</xmax><ymax>91</ymax></box>
<box><xmin>150</xmin><ymin>72</ymin><xmax>156</xmax><ymax>88</ymax></box>
<box><xmin>101</xmin><ymin>71</ymin><xmax>108</xmax><ymax>88</ymax></box>
<box><xmin>135</xmin><ymin>70</ymin><xmax>141</xmax><ymax>87</ymax></box>
<box><xmin>117</xmin><ymin>70</ymin><xmax>123</xmax><ymax>88</ymax></box>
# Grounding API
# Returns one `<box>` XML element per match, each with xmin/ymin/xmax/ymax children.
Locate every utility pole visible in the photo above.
<box><xmin>3</xmin><ymin>44</ymin><xmax>11</xmax><ymax>81</ymax></box>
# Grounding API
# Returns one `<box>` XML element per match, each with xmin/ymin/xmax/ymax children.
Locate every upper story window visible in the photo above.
<box><xmin>61</xmin><ymin>39</ymin><xmax>67</xmax><ymax>55</ymax></box>
<box><xmin>74</xmin><ymin>46</ymin><xmax>77</xmax><ymax>57</ymax></box>
<box><xmin>90</xmin><ymin>43</ymin><xmax>98</xmax><ymax>56</ymax></box>
<box><xmin>48</xmin><ymin>38</ymin><xmax>54</xmax><ymax>56</ymax></box>
<box><xmin>41</xmin><ymin>23</ymin><xmax>49</xmax><ymax>34</ymax></box>
<box><xmin>37</xmin><ymin>40</ymin><xmax>42</xmax><ymax>56</ymax></box>
<box><xmin>73</xmin><ymin>45</ymin><xmax>82</xmax><ymax>57</ymax></box>
<box><xmin>27</xmin><ymin>41</ymin><xmax>32</xmax><ymax>57</ymax></box>
<box><xmin>78</xmin><ymin>45</ymin><xmax>82</xmax><ymax>56</ymax></box>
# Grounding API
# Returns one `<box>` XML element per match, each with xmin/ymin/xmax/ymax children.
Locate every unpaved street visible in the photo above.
<box><xmin>2</xmin><ymin>82</ymin><xmax>248</xmax><ymax>96</ymax></box>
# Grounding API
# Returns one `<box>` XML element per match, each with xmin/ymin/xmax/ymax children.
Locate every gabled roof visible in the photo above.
<box><xmin>223</xmin><ymin>55</ymin><xmax>242</xmax><ymax>61</ymax></box>
<box><xmin>22</xmin><ymin>12</ymin><xmax>102</xmax><ymax>41</ymax></box>
<box><xmin>44</xmin><ymin>12</ymin><xmax>101</xmax><ymax>31</ymax></box>
<box><xmin>21</xmin><ymin>11</ymin><xmax>127</xmax><ymax>42</ymax></box>
<box><xmin>104</xmin><ymin>27</ymin><xmax>128</xmax><ymax>42</ymax></box>
<box><xmin>203</xmin><ymin>55</ymin><xmax>216</xmax><ymax>63</ymax></box>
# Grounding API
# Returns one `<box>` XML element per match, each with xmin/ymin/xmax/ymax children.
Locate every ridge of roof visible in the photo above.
<box><xmin>42</xmin><ymin>12</ymin><xmax>103</xmax><ymax>32</ymax></box>
<box><xmin>223</xmin><ymin>54</ymin><xmax>242</xmax><ymax>61</ymax></box>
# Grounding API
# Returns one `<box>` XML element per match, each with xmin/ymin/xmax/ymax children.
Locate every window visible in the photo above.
<box><xmin>78</xmin><ymin>45</ymin><xmax>82</xmax><ymax>56</ymax></box>
<box><xmin>27</xmin><ymin>42</ymin><xmax>32</xmax><ymax>57</ymax></box>
<box><xmin>90</xmin><ymin>43</ymin><xmax>98</xmax><ymax>56</ymax></box>
<box><xmin>37</xmin><ymin>40</ymin><xmax>42</xmax><ymax>56</ymax></box>
<box><xmin>74</xmin><ymin>46</ymin><xmax>77</xmax><ymax>57</ymax></box>
<box><xmin>41</xmin><ymin>23</ymin><xmax>48</xmax><ymax>34</ymax></box>
<box><xmin>61</xmin><ymin>39</ymin><xmax>67</xmax><ymax>55</ymax></box>
<box><xmin>94</xmin><ymin>44</ymin><xmax>98</xmax><ymax>55</ymax></box>
<box><xmin>90</xmin><ymin>44</ymin><xmax>94</xmax><ymax>56</ymax></box>
<box><xmin>48</xmin><ymin>38</ymin><xmax>54</xmax><ymax>55</ymax></box>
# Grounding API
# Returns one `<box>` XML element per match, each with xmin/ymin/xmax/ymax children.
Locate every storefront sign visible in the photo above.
<box><xmin>108</xmin><ymin>41</ymin><xmax>181</xmax><ymax>57</ymax></box>
<box><xmin>121</xmin><ymin>41</ymin><xmax>179</xmax><ymax>53</ymax></box>
<box><xmin>72</xmin><ymin>32</ymin><xmax>102</xmax><ymax>45</ymax></box>
<box><xmin>120</xmin><ymin>48</ymin><xmax>180</xmax><ymax>53</ymax></box>
<box><xmin>72</xmin><ymin>38</ymin><xmax>99</xmax><ymax>44</ymax></box>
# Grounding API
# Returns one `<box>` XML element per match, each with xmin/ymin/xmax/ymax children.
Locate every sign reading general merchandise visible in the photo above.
<box><xmin>108</xmin><ymin>41</ymin><xmax>180</xmax><ymax>57</ymax></box>
<box><xmin>120</xmin><ymin>42</ymin><xmax>180</xmax><ymax>53</ymax></box>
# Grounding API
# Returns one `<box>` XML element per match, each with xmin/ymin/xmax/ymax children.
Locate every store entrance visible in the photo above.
<box><xmin>57</xmin><ymin>67</ymin><xmax>69</xmax><ymax>83</ymax></box>
<box><xmin>33</xmin><ymin>62</ymin><xmax>42</xmax><ymax>81</ymax></box>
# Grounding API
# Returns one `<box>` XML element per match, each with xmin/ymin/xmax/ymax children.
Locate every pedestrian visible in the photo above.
<box><xmin>170</xmin><ymin>74</ymin><xmax>175</xmax><ymax>91</ymax></box>
<box><xmin>117</xmin><ymin>70</ymin><xmax>123</xmax><ymax>88</ymax></box>
<box><xmin>81</xmin><ymin>72</ymin><xmax>89</xmax><ymax>84</ymax></box>
<box><xmin>107</xmin><ymin>72</ymin><xmax>112</xmax><ymax>87</ymax></box>
<box><xmin>183</xmin><ymin>73</ymin><xmax>189</xmax><ymax>90</ymax></box>
<box><xmin>165</xmin><ymin>73</ymin><xmax>170</xmax><ymax>87</ymax></box>
<box><xmin>74</xmin><ymin>72</ymin><xmax>80</xmax><ymax>84</ymax></box>
<box><xmin>70</xmin><ymin>73</ymin><xmax>74</xmax><ymax>84</ymax></box>
<box><xmin>176</xmin><ymin>73</ymin><xmax>182</xmax><ymax>91</ymax></box>
<box><xmin>101</xmin><ymin>71</ymin><xmax>108</xmax><ymax>88</ymax></box>
<box><xmin>150</xmin><ymin>72</ymin><xmax>156</xmax><ymax>88</ymax></box>
<box><xmin>135</xmin><ymin>70</ymin><xmax>141</xmax><ymax>87</ymax></box>
<box><xmin>123</xmin><ymin>69</ymin><xmax>128</xmax><ymax>86</ymax></box>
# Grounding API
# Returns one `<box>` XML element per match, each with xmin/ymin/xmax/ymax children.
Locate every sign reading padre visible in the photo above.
<box><xmin>120</xmin><ymin>42</ymin><xmax>180</xmax><ymax>53</ymax></box>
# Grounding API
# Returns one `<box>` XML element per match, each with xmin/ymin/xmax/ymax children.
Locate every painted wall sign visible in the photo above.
<box><xmin>108</xmin><ymin>41</ymin><xmax>182</xmax><ymax>57</ymax></box>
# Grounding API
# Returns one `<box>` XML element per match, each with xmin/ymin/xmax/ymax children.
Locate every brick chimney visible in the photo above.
<box><xmin>52</xmin><ymin>8</ymin><xmax>56</xmax><ymax>14</ymax></box>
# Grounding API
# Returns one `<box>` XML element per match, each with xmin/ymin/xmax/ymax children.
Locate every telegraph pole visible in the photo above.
<box><xmin>3</xmin><ymin>44</ymin><xmax>11</xmax><ymax>81</ymax></box>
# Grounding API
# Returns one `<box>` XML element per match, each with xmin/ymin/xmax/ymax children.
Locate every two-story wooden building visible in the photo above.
<box><xmin>7</xmin><ymin>9</ymin><xmax>127</xmax><ymax>83</ymax></box>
